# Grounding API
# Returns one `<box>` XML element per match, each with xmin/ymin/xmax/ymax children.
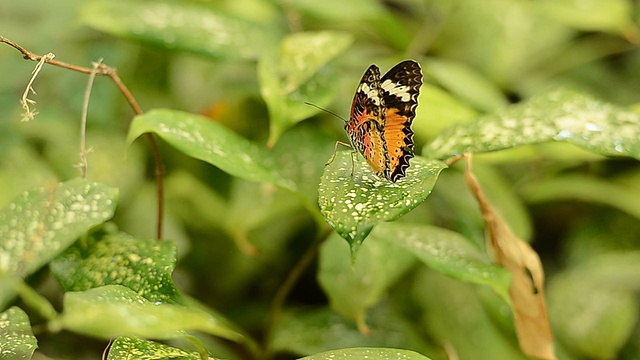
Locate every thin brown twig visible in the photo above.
<box><xmin>1</xmin><ymin>35</ymin><xmax>165</xmax><ymax>239</ymax></box>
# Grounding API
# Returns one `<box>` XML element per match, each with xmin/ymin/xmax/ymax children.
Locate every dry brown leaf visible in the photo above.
<box><xmin>464</xmin><ymin>155</ymin><xmax>556</xmax><ymax>360</ymax></box>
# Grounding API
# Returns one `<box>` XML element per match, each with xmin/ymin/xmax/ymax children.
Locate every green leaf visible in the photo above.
<box><xmin>0</xmin><ymin>179</ymin><xmax>117</xmax><ymax>279</ymax></box>
<box><xmin>318</xmin><ymin>233</ymin><xmax>416</xmax><ymax>325</ymax></box>
<box><xmin>372</xmin><ymin>223</ymin><xmax>512</xmax><ymax>303</ymax></box>
<box><xmin>271</xmin><ymin>123</ymin><xmax>341</xmax><ymax>213</ymax></box>
<box><xmin>424</xmin><ymin>58</ymin><xmax>508</xmax><ymax>112</ymax></box>
<box><xmin>286</xmin><ymin>0</ymin><xmax>386</xmax><ymax>20</ymax></box>
<box><xmin>300</xmin><ymin>347</ymin><xmax>432</xmax><ymax>360</ymax></box>
<box><xmin>0</xmin><ymin>307</ymin><xmax>37</xmax><ymax>360</ymax></box>
<box><xmin>127</xmin><ymin>109</ymin><xmax>295</xmax><ymax>190</ymax></box>
<box><xmin>412</xmin><ymin>269</ymin><xmax>529</xmax><ymax>360</ymax></box>
<box><xmin>531</xmin><ymin>0</ymin><xmax>633</xmax><ymax>33</ymax></box>
<box><xmin>259</xmin><ymin>31</ymin><xmax>353</xmax><ymax>146</ymax></box>
<box><xmin>80</xmin><ymin>1</ymin><xmax>279</xmax><ymax>60</ymax></box>
<box><xmin>548</xmin><ymin>253</ymin><xmax>640</xmax><ymax>359</ymax></box>
<box><xmin>55</xmin><ymin>285</ymin><xmax>243</xmax><ymax>342</ymax></box>
<box><xmin>272</xmin><ymin>306</ymin><xmax>437</xmax><ymax>358</ymax></box>
<box><xmin>424</xmin><ymin>88</ymin><xmax>640</xmax><ymax>160</ymax></box>
<box><xmin>51</xmin><ymin>233</ymin><xmax>184</xmax><ymax>305</ymax></box>
<box><xmin>107</xmin><ymin>336</ymin><xmax>201</xmax><ymax>360</ymax></box>
<box><xmin>0</xmin><ymin>275</ymin><xmax>20</xmax><ymax>310</ymax></box>
<box><xmin>413</xmin><ymin>83</ymin><xmax>477</xmax><ymax>140</ymax></box>
<box><xmin>519</xmin><ymin>175</ymin><xmax>640</xmax><ymax>220</ymax></box>
<box><xmin>318</xmin><ymin>153</ymin><xmax>447</xmax><ymax>255</ymax></box>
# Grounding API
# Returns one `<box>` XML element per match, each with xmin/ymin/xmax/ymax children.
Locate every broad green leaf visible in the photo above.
<box><xmin>548</xmin><ymin>253</ymin><xmax>640</xmax><ymax>359</ymax></box>
<box><xmin>424</xmin><ymin>88</ymin><xmax>640</xmax><ymax>160</ymax></box>
<box><xmin>127</xmin><ymin>109</ymin><xmax>295</xmax><ymax>190</ymax></box>
<box><xmin>55</xmin><ymin>285</ymin><xmax>243</xmax><ymax>342</ymax></box>
<box><xmin>0</xmin><ymin>146</ymin><xmax>57</xmax><ymax>208</ymax></box>
<box><xmin>271</xmin><ymin>306</ymin><xmax>438</xmax><ymax>358</ymax></box>
<box><xmin>259</xmin><ymin>31</ymin><xmax>353</xmax><ymax>146</ymax></box>
<box><xmin>80</xmin><ymin>1</ymin><xmax>279</xmax><ymax>60</ymax></box>
<box><xmin>300</xmin><ymin>347</ymin><xmax>432</xmax><ymax>360</ymax></box>
<box><xmin>373</xmin><ymin>223</ymin><xmax>511</xmax><ymax>303</ymax></box>
<box><xmin>0</xmin><ymin>275</ymin><xmax>20</xmax><ymax>310</ymax></box>
<box><xmin>412</xmin><ymin>269</ymin><xmax>529</xmax><ymax>360</ymax></box>
<box><xmin>286</xmin><ymin>0</ymin><xmax>386</xmax><ymax>20</ymax></box>
<box><xmin>429</xmin><ymin>0</ymin><xmax>572</xmax><ymax>85</ymax></box>
<box><xmin>271</xmin><ymin>123</ymin><xmax>341</xmax><ymax>214</ymax></box>
<box><xmin>0</xmin><ymin>307</ymin><xmax>37</xmax><ymax>360</ymax></box>
<box><xmin>0</xmin><ymin>179</ymin><xmax>117</xmax><ymax>278</ymax></box>
<box><xmin>51</xmin><ymin>233</ymin><xmax>184</xmax><ymax>305</ymax></box>
<box><xmin>424</xmin><ymin>58</ymin><xmax>508</xmax><ymax>112</ymax></box>
<box><xmin>530</xmin><ymin>0</ymin><xmax>633</xmax><ymax>33</ymax></box>
<box><xmin>107</xmin><ymin>336</ymin><xmax>201</xmax><ymax>360</ymax></box>
<box><xmin>318</xmin><ymin>233</ymin><xmax>416</xmax><ymax>327</ymax></box>
<box><xmin>414</xmin><ymin>84</ymin><xmax>477</xmax><ymax>140</ymax></box>
<box><xmin>519</xmin><ymin>175</ymin><xmax>640</xmax><ymax>220</ymax></box>
<box><xmin>318</xmin><ymin>152</ymin><xmax>447</xmax><ymax>255</ymax></box>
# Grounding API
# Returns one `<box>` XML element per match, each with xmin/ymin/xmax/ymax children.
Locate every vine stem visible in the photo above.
<box><xmin>0</xmin><ymin>35</ymin><xmax>165</xmax><ymax>240</ymax></box>
<box><xmin>261</xmin><ymin>226</ymin><xmax>333</xmax><ymax>360</ymax></box>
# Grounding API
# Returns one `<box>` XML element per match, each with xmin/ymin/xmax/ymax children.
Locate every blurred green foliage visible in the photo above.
<box><xmin>1</xmin><ymin>0</ymin><xmax>640</xmax><ymax>359</ymax></box>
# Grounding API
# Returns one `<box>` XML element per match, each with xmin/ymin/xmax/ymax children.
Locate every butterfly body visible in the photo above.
<box><xmin>346</xmin><ymin>60</ymin><xmax>422</xmax><ymax>182</ymax></box>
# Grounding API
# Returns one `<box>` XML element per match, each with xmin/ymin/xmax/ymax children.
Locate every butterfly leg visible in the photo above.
<box><xmin>325</xmin><ymin>140</ymin><xmax>352</xmax><ymax>166</ymax></box>
<box><xmin>349</xmin><ymin>150</ymin><xmax>357</xmax><ymax>176</ymax></box>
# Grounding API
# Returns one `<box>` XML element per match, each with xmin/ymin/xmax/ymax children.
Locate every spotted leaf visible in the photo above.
<box><xmin>0</xmin><ymin>307</ymin><xmax>37</xmax><ymax>360</ymax></box>
<box><xmin>51</xmin><ymin>233</ymin><xmax>184</xmax><ymax>305</ymax></box>
<box><xmin>423</xmin><ymin>88</ymin><xmax>640</xmax><ymax>160</ymax></box>
<box><xmin>0</xmin><ymin>179</ymin><xmax>117</xmax><ymax>308</ymax></box>
<box><xmin>106</xmin><ymin>336</ymin><xmax>202</xmax><ymax>360</ymax></box>
<box><xmin>127</xmin><ymin>109</ymin><xmax>295</xmax><ymax>190</ymax></box>
<box><xmin>318</xmin><ymin>152</ymin><xmax>446</xmax><ymax>256</ymax></box>
<box><xmin>300</xmin><ymin>347</ymin><xmax>433</xmax><ymax>360</ymax></box>
<box><xmin>55</xmin><ymin>285</ymin><xmax>244</xmax><ymax>342</ymax></box>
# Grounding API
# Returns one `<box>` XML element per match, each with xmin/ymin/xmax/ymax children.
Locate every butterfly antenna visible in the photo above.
<box><xmin>304</xmin><ymin>101</ymin><xmax>348</xmax><ymax>123</ymax></box>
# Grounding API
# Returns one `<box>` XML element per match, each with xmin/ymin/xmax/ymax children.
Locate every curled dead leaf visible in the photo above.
<box><xmin>464</xmin><ymin>155</ymin><xmax>556</xmax><ymax>360</ymax></box>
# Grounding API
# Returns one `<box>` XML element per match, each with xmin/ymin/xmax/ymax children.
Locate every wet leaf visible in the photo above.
<box><xmin>318</xmin><ymin>152</ymin><xmax>446</xmax><ymax>256</ymax></box>
<box><xmin>300</xmin><ymin>347</ymin><xmax>432</xmax><ymax>360</ymax></box>
<box><xmin>0</xmin><ymin>307</ymin><xmax>37</xmax><ymax>360</ymax></box>
<box><xmin>127</xmin><ymin>109</ymin><xmax>295</xmax><ymax>190</ymax></box>
<box><xmin>55</xmin><ymin>285</ymin><xmax>243</xmax><ymax>342</ymax></box>
<box><xmin>464</xmin><ymin>157</ymin><xmax>555</xmax><ymax>360</ymax></box>
<box><xmin>372</xmin><ymin>223</ymin><xmax>511</xmax><ymax>302</ymax></box>
<box><xmin>80</xmin><ymin>1</ymin><xmax>279</xmax><ymax>60</ymax></box>
<box><xmin>317</xmin><ymin>233</ymin><xmax>416</xmax><ymax>332</ymax></box>
<box><xmin>106</xmin><ymin>336</ymin><xmax>201</xmax><ymax>360</ymax></box>
<box><xmin>424</xmin><ymin>88</ymin><xmax>640</xmax><ymax>160</ymax></box>
<box><xmin>0</xmin><ymin>179</ymin><xmax>117</xmax><ymax>279</ymax></box>
<box><xmin>51</xmin><ymin>233</ymin><xmax>184</xmax><ymax>305</ymax></box>
<box><xmin>259</xmin><ymin>31</ymin><xmax>353</xmax><ymax>147</ymax></box>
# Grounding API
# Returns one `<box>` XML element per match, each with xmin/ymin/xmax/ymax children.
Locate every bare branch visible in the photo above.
<box><xmin>1</xmin><ymin>36</ymin><xmax>165</xmax><ymax>240</ymax></box>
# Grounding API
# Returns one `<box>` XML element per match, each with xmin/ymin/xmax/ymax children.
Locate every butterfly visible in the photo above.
<box><xmin>342</xmin><ymin>60</ymin><xmax>423</xmax><ymax>182</ymax></box>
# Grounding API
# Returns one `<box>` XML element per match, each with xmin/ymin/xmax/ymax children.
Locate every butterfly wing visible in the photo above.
<box><xmin>347</xmin><ymin>64</ymin><xmax>389</xmax><ymax>178</ymax></box>
<box><xmin>379</xmin><ymin>60</ymin><xmax>423</xmax><ymax>182</ymax></box>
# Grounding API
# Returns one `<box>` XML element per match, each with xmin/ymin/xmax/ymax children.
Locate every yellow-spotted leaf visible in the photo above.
<box><xmin>318</xmin><ymin>152</ymin><xmax>446</xmax><ymax>256</ymax></box>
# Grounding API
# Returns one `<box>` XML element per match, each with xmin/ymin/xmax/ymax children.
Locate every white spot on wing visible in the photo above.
<box><xmin>381</xmin><ymin>79</ymin><xmax>411</xmax><ymax>101</ymax></box>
